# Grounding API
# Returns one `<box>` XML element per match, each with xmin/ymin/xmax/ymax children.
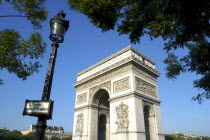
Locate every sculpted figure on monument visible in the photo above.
<box><xmin>76</xmin><ymin>93</ymin><xmax>87</xmax><ymax>105</ymax></box>
<box><xmin>75</xmin><ymin>113</ymin><xmax>84</xmax><ymax>133</ymax></box>
<box><xmin>115</xmin><ymin>102</ymin><xmax>129</xmax><ymax>130</ymax></box>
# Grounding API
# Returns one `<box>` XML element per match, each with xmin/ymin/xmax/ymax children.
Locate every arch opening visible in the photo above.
<box><xmin>144</xmin><ymin>105</ymin><xmax>157</xmax><ymax>140</ymax></box>
<box><xmin>98</xmin><ymin>114</ymin><xmax>106</xmax><ymax>140</ymax></box>
<box><xmin>93</xmin><ymin>89</ymin><xmax>110</xmax><ymax>140</ymax></box>
<box><xmin>92</xmin><ymin>89</ymin><xmax>109</xmax><ymax>107</ymax></box>
<box><xmin>144</xmin><ymin>105</ymin><xmax>151</xmax><ymax>140</ymax></box>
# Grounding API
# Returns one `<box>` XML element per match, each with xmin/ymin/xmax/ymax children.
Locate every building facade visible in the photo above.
<box><xmin>72</xmin><ymin>46</ymin><xmax>165</xmax><ymax>140</ymax></box>
<box><xmin>21</xmin><ymin>125</ymin><xmax>64</xmax><ymax>135</ymax></box>
<box><xmin>29</xmin><ymin>125</ymin><xmax>64</xmax><ymax>134</ymax></box>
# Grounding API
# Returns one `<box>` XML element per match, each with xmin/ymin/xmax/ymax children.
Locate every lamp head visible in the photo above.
<box><xmin>49</xmin><ymin>10</ymin><xmax>69</xmax><ymax>43</ymax></box>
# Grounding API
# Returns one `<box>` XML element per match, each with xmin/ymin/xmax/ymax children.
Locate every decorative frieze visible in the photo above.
<box><xmin>75</xmin><ymin>113</ymin><xmax>84</xmax><ymax>134</ymax></box>
<box><xmin>77</xmin><ymin>50</ymin><xmax>131</xmax><ymax>81</ymax></box>
<box><xmin>115</xmin><ymin>102</ymin><xmax>129</xmax><ymax>130</ymax></box>
<box><xmin>76</xmin><ymin>63</ymin><xmax>132</xmax><ymax>92</ymax></box>
<box><xmin>77</xmin><ymin>46</ymin><xmax>157</xmax><ymax>82</ymax></box>
<box><xmin>114</xmin><ymin>77</ymin><xmax>130</xmax><ymax>93</ymax></box>
<box><xmin>75</xmin><ymin>62</ymin><xmax>159</xmax><ymax>92</ymax></box>
<box><xmin>75</xmin><ymin>57</ymin><xmax>133</xmax><ymax>89</ymax></box>
<box><xmin>132</xmin><ymin>65</ymin><xmax>157</xmax><ymax>81</ymax></box>
<box><xmin>136</xmin><ymin>78</ymin><xmax>157</xmax><ymax>97</ymax></box>
<box><xmin>76</xmin><ymin>93</ymin><xmax>87</xmax><ymax>105</ymax></box>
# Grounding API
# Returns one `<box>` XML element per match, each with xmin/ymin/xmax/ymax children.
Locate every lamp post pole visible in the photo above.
<box><xmin>35</xmin><ymin>42</ymin><xmax>59</xmax><ymax>140</ymax></box>
<box><xmin>34</xmin><ymin>10</ymin><xmax>69</xmax><ymax>140</ymax></box>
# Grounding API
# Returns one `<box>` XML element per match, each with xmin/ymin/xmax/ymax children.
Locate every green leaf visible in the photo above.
<box><xmin>0</xmin><ymin>29</ymin><xmax>46</xmax><ymax>82</ymax></box>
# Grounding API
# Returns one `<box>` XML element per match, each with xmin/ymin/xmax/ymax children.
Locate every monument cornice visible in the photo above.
<box><xmin>74</xmin><ymin>58</ymin><xmax>160</xmax><ymax>88</ymax></box>
<box><xmin>74</xmin><ymin>57</ymin><xmax>132</xmax><ymax>87</ymax></box>
<box><xmin>74</xmin><ymin>62</ymin><xmax>132</xmax><ymax>92</ymax></box>
<box><xmin>74</xmin><ymin>104</ymin><xmax>110</xmax><ymax>111</ymax></box>
<box><xmin>76</xmin><ymin>45</ymin><xmax>159</xmax><ymax>82</ymax></box>
<box><xmin>77</xmin><ymin>45</ymin><xmax>156</xmax><ymax>77</ymax></box>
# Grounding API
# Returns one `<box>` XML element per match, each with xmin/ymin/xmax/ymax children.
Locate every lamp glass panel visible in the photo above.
<box><xmin>51</xmin><ymin>22</ymin><xmax>67</xmax><ymax>42</ymax></box>
<box><xmin>51</xmin><ymin>23</ymin><xmax>62</xmax><ymax>35</ymax></box>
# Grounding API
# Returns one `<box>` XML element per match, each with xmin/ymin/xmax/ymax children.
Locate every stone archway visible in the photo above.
<box><xmin>92</xmin><ymin>89</ymin><xmax>110</xmax><ymax>140</ymax></box>
<box><xmin>144</xmin><ymin>105</ymin><xmax>157</xmax><ymax>140</ymax></box>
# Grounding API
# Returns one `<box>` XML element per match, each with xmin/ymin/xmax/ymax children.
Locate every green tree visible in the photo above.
<box><xmin>165</xmin><ymin>134</ymin><xmax>174</xmax><ymax>140</ymax></box>
<box><xmin>0</xmin><ymin>129</ymin><xmax>9</xmax><ymax>140</ymax></box>
<box><xmin>202</xmin><ymin>137</ymin><xmax>210</xmax><ymax>140</ymax></box>
<box><xmin>0</xmin><ymin>29</ymin><xmax>46</xmax><ymax>81</ymax></box>
<box><xmin>50</xmin><ymin>136</ymin><xmax>61</xmax><ymax>140</ymax></box>
<box><xmin>188</xmin><ymin>138</ymin><xmax>201</xmax><ymax>140</ymax></box>
<box><xmin>68</xmin><ymin>0</ymin><xmax>210</xmax><ymax>103</ymax></box>
<box><xmin>165</xmin><ymin>134</ymin><xmax>185</xmax><ymax>140</ymax></box>
<box><xmin>23</xmin><ymin>132</ymin><xmax>36</xmax><ymax>140</ymax></box>
<box><xmin>62</xmin><ymin>135</ymin><xmax>72</xmax><ymax>140</ymax></box>
<box><xmin>0</xmin><ymin>0</ymin><xmax>47</xmax><ymax>30</ymax></box>
<box><xmin>7</xmin><ymin>130</ymin><xmax>23</xmax><ymax>140</ymax></box>
<box><xmin>0</xmin><ymin>0</ymin><xmax>47</xmax><ymax>84</ymax></box>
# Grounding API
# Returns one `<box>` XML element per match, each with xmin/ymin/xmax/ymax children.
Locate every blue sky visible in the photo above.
<box><xmin>1</xmin><ymin>0</ymin><xmax>210</xmax><ymax>137</ymax></box>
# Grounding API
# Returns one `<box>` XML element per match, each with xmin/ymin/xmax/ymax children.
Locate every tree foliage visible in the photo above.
<box><xmin>0</xmin><ymin>130</ymin><xmax>48</xmax><ymax>140</ymax></box>
<box><xmin>23</xmin><ymin>132</ymin><xmax>36</xmax><ymax>140</ymax></box>
<box><xmin>0</xmin><ymin>0</ymin><xmax>47</xmax><ymax>29</ymax></box>
<box><xmin>68</xmin><ymin>0</ymin><xmax>210</xmax><ymax>102</ymax></box>
<box><xmin>165</xmin><ymin>134</ymin><xmax>185</xmax><ymax>140</ymax></box>
<box><xmin>7</xmin><ymin>130</ymin><xmax>23</xmax><ymax>140</ymax></box>
<box><xmin>0</xmin><ymin>0</ymin><xmax>48</xmax><ymax>84</ymax></box>
<box><xmin>165</xmin><ymin>134</ymin><xmax>210</xmax><ymax>140</ymax></box>
<box><xmin>50</xmin><ymin>136</ymin><xmax>61</xmax><ymax>140</ymax></box>
<box><xmin>47</xmin><ymin>135</ymin><xmax>72</xmax><ymax>140</ymax></box>
<box><xmin>62</xmin><ymin>135</ymin><xmax>72</xmax><ymax>140</ymax></box>
<box><xmin>0</xmin><ymin>29</ymin><xmax>46</xmax><ymax>80</ymax></box>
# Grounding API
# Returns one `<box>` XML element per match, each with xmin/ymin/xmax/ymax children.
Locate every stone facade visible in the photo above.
<box><xmin>72</xmin><ymin>45</ymin><xmax>165</xmax><ymax>140</ymax></box>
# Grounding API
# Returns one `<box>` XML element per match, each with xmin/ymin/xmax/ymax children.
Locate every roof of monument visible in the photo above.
<box><xmin>77</xmin><ymin>45</ymin><xmax>155</xmax><ymax>77</ymax></box>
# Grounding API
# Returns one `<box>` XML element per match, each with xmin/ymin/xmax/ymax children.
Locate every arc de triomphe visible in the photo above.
<box><xmin>72</xmin><ymin>46</ymin><xmax>165</xmax><ymax>140</ymax></box>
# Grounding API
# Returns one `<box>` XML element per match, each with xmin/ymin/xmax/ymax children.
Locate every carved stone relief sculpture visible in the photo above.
<box><xmin>114</xmin><ymin>77</ymin><xmax>130</xmax><ymax>93</ymax></box>
<box><xmin>75</xmin><ymin>113</ymin><xmax>84</xmax><ymax>134</ymax></box>
<box><xmin>76</xmin><ymin>93</ymin><xmax>87</xmax><ymax>105</ymax></box>
<box><xmin>115</xmin><ymin>102</ymin><xmax>129</xmax><ymax>130</ymax></box>
<box><xmin>76</xmin><ymin>64</ymin><xmax>132</xmax><ymax>92</ymax></box>
<box><xmin>136</xmin><ymin>77</ymin><xmax>157</xmax><ymax>97</ymax></box>
<box><xmin>132</xmin><ymin>65</ymin><xmax>157</xmax><ymax>81</ymax></box>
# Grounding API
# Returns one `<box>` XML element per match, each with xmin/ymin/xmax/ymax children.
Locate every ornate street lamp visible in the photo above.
<box><xmin>34</xmin><ymin>10</ymin><xmax>69</xmax><ymax>140</ymax></box>
<box><xmin>49</xmin><ymin>10</ymin><xmax>69</xmax><ymax>43</ymax></box>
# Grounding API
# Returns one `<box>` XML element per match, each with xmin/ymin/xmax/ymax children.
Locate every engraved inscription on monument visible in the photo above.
<box><xmin>114</xmin><ymin>77</ymin><xmax>130</xmax><ymax>93</ymax></box>
<box><xmin>115</xmin><ymin>102</ymin><xmax>129</xmax><ymax>130</ymax></box>
<box><xmin>136</xmin><ymin>77</ymin><xmax>157</xmax><ymax>96</ymax></box>
<box><xmin>76</xmin><ymin>93</ymin><xmax>87</xmax><ymax>105</ymax></box>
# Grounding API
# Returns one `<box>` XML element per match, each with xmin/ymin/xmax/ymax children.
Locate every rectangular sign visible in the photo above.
<box><xmin>23</xmin><ymin>100</ymin><xmax>53</xmax><ymax>119</ymax></box>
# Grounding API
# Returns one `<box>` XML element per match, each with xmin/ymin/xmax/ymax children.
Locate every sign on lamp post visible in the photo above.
<box><xmin>23</xmin><ymin>100</ymin><xmax>53</xmax><ymax>119</ymax></box>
